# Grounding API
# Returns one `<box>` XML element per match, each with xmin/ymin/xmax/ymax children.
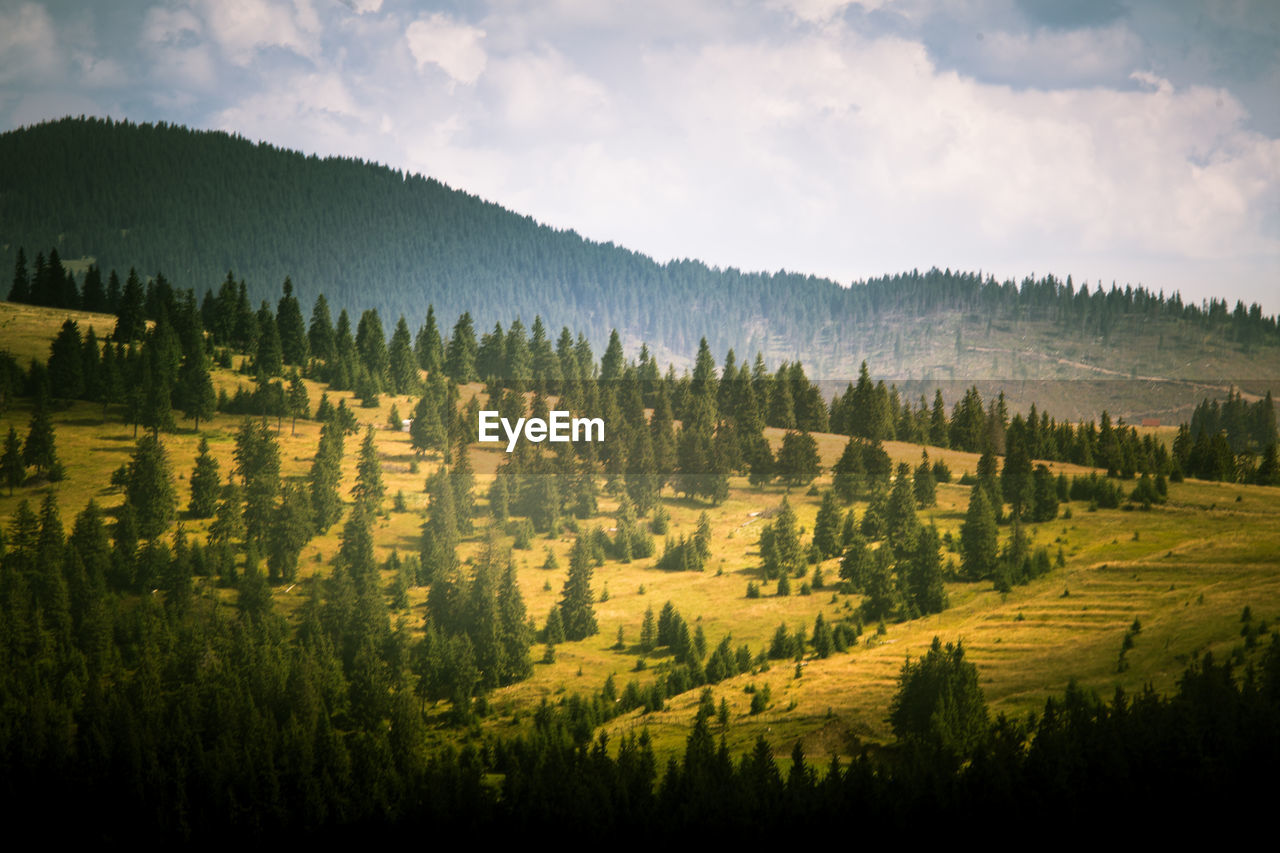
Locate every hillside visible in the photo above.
<box><xmin>3</xmin><ymin>116</ymin><xmax>1278</xmax><ymax>423</ymax></box>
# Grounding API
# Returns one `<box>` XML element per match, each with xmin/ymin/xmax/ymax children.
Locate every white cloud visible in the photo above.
<box><xmin>0</xmin><ymin>2</ymin><xmax>60</xmax><ymax>85</ymax></box>
<box><xmin>406</xmin><ymin>13</ymin><xmax>487</xmax><ymax>85</ymax></box>
<box><xmin>196</xmin><ymin>0</ymin><xmax>321</xmax><ymax>66</ymax></box>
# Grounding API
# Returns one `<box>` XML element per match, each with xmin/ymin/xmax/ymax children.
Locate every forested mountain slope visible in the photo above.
<box><xmin>3</xmin><ymin>116</ymin><xmax>1277</xmax><ymax>409</ymax></box>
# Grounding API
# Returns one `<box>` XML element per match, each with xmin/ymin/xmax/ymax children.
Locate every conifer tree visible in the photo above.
<box><xmin>420</xmin><ymin>468</ymin><xmax>459</xmax><ymax>584</ymax></box>
<box><xmin>445</xmin><ymin>311</ymin><xmax>478</xmax><ymax>383</ymax></box>
<box><xmin>177</xmin><ymin>349</ymin><xmax>216</xmax><ymax>430</ymax></box>
<box><xmin>125</xmin><ymin>433</ymin><xmax>177</xmax><ymax>540</ymax></box>
<box><xmin>813</xmin><ymin>490</ymin><xmax>843</xmax><ymax>560</ymax></box>
<box><xmin>1</xmin><ymin>426</ymin><xmax>24</xmax><ymax>494</ymax></box>
<box><xmin>47</xmin><ymin>319</ymin><xmax>84</xmax><ymax>401</ymax></box>
<box><xmin>415</xmin><ymin>305</ymin><xmax>444</xmax><ymax>374</ymax></box>
<box><xmin>276</xmin><ymin>277</ymin><xmax>309</xmax><ymax>366</ymax></box>
<box><xmin>352</xmin><ymin>426</ymin><xmax>385</xmax><ymax>512</ymax></box>
<box><xmin>905</xmin><ymin>525</ymin><xmax>947</xmax><ymax>615</ymax></box>
<box><xmin>188</xmin><ymin>436</ymin><xmax>221</xmax><ymax>518</ymax></box>
<box><xmin>255</xmin><ymin>300</ymin><xmax>284</xmax><ymax>376</ymax></box>
<box><xmin>559</xmin><ymin>537</ymin><xmax>598</xmax><ymax>641</ymax></box>
<box><xmin>498</xmin><ymin>552</ymin><xmax>533</xmax><ymax>682</ymax></box>
<box><xmin>960</xmin><ymin>485</ymin><xmax>998</xmax><ymax>582</ymax></box>
<box><xmin>287</xmin><ymin>370</ymin><xmax>310</xmax><ymax>434</ymax></box>
<box><xmin>389</xmin><ymin>314</ymin><xmax>419</xmax><ymax>395</ymax></box>
<box><xmin>308</xmin><ymin>293</ymin><xmax>337</xmax><ymax>364</ymax></box>
<box><xmin>23</xmin><ymin>396</ymin><xmax>60</xmax><ymax>480</ymax></box>
<box><xmin>309</xmin><ymin>419</ymin><xmax>345</xmax><ymax>533</ymax></box>
<box><xmin>913</xmin><ymin>451</ymin><xmax>937</xmax><ymax>507</ymax></box>
<box><xmin>832</xmin><ymin>437</ymin><xmax>866</xmax><ymax>503</ymax></box>
<box><xmin>839</xmin><ymin>526</ymin><xmax>871</xmax><ymax>591</ymax></box>
<box><xmin>234</xmin><ymin>418</ymin><xmax>281</xmax><ymax>545</ymax></box>
<box><xmin>777</xmin><ymin>430</ymin><xmax>820</xmax><ymax>488</ymax></box>
<box><xmin>450</xmin><ymin>434</ymin><xmax>475</xmax><ymax>533</ymax></box>
<box><xmin>886</xmin><ymin>463</ymin><xmax>921</xmax><ymax>556</ymax></box>
<box><xmin>267</xmin><ymin>481</ymin><xmax>313</xmax><ymax>583</ymax></box>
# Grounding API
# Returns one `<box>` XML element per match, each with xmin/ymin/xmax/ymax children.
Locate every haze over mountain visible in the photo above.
<box><xmin>3</xmin><ymin>116</ymin><xmax>1278</xmax><ymax>421</ymax></box>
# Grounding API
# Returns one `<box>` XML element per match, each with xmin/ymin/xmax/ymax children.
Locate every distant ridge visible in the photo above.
<box><xmin>2</xmin><ymin>116</ymin><xmax>1277</xmax><ymax>403</ymax></box>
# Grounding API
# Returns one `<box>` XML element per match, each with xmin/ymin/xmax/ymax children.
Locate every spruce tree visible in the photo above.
<box><xmin>832</xmin><ymin>437</ymin><xmax>866</xmax><ymax>503</ymax></box>
<box><xmin>267</xmin><ymin>481</ymin><xmax>313</xmax><ymax>583</ymax></box>
<box><xmin>813</xmin><ymin>490</ymin><xmax>843</xmax><ymax>559</ymax></box>
<box><xmin>352</xmin><ymin>426</ymin><xmax>385</xmax><ymax>512</ymax></box>
<box><xmin>420</xmin><ymin>469</ymin><xmax>459</xmax><ymax>584</ymax></box>
<box><xmin>178</xmin><ymin>350</ymin><xmax>216</xmax><ymax>430</ymax></box>
<box><xmin>389</xmin><ymin>314</ymin><xmax>420</xmax><ymax>395</ymax></box>
<box><xmin>777</xmin><ymin>430</ymin><xmax>820</xmax><ymax>487</ymax></box>
<box><xmin>125</xmin><ymin>433</ymin><xmax>177</xmax><ymax>540</ymax></box>
<box><xmin>1</xmin><ymin>426</ymin><xmax>24</xmax><ymax>494</ymax></box>
<box><xmin>23</xmin><ymin>396</ymin><xmax>60</xmax><ymax>480</ymax></box>
<box><xmin>276</xmin><ymin>277</ymin><xmax>309</xmax><ymax>366</ymax></box>
<box><xmin>960</xmin><ymin>485</ymin><xmax>998</xmax><ymax>582</ymax></box>
<box><xmin>559</xmin><ymin>537</ymin><xmax>598</xmax><ymax>641</ymax></box>
<box><xmin>308</xmin><ymin>293</ymin><xmax>336</xmax><ymax>364</ymax></box>
<box><xmin>255</xmin><ymin>300</ymin><xmax>284</xmax><ymax>376</ymax></box>
<box><xmin>188</xmin><ymin>436</ymin><xmax>221</xmax><ymax>518</ymax></box>
<box><xmin>309</xmin><ymin>419</ymin><xmax>345</xmax><ymax>533</ymax></box>
<box><xmin>913</xmin><ymin>450</ymin><xmax>937</xmax><ymax>508</ymax></box>
<box><xmin>287</xmin><ymin>371</ymin><xmax>310</xmax><ymax>434</ymax></box>
<box><xmin>47</xmin><ymin>319</ymin><xmax>84</xmax><ymax>401</ymax></box>
<box><xmin>445</xmin><ymin>311</ymin><xmax>478</xmax><ymax>383</ymax></box>
<box><xmin>415</xmin><ymin>305</ymin><xmax>444</xmax><ymax>374</ymax></box>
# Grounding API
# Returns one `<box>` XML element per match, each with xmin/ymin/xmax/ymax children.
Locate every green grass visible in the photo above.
<box><xmin>2</xmin><ymin>302</ymin><xmax>1277</xmax><ymax>765</ymax></box>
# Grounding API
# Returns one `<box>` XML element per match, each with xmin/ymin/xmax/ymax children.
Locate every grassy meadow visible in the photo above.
<box><xmin>2</xmin><ymin>301</ymin><xmax>1278</xmax><ymax>766</ymax></box>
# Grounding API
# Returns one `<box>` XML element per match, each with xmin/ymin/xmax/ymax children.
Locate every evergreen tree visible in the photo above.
<box><xmin>234</xmin><ymin>418</ymin><xmax>281</xmax><ymax>546</ymax></box>
<box><xmin>23</xmin><ymin>396</ymin><xmax>60</xmax><ymax>480</ymax></box>
<box><xmin>905</xmin><ymin>525</ymin><xmax>947</xmax><ymax>615</ymax></box>
<box><xmin>888</xmin><ymin>637</ymin><xmax>988</xmax><ymax>759</ymax></box>
<box><xmin>308</xmin><ymin>292</ymin><xmax>337</xmax><ymax>364</ymax></box>
<box><xmin>309</xmin><ymin>419</ymin><xmax>345</xmax><ymax>533</ymax></box>
<box><xmin>47</xmin><ymin>319</ymin><xmax>84</xmax><ymax>401</ymax></box>
<box><xmin>114</xmin><ymin>268</ymin><xmax>146</xmax><ymax>341</ymax></box>
<box><xmin>960</xmin><ymin>485</ymin><xmax>998</xmax><ymax>582</ymax></box>
<box><xmin>276</xmin><ymin>277</ymin><xmax>309</xmax><ymax>366</ymax></box>
<box><xmin>812</xmin><ymin>491</ymin><xmax>842</xmax><ymax>560</ymax></box>
<box><xmin>445</xmin><ymin>311</ymin><xmax>478</xmax><ymax>383</ymax></box>
<box><xmin>886</xmin><ymin>463</ymin><xmax>921</xmax><ymax>556</ymax></box>
<box><xmin>177</xmin><ymin>349</ymin><xmax>216</xmax><ymax>430</ymax></box>
<box><xmin>420</xmin><ymin>469</ymin><xmax>459</xmax><ymax>584</ymax></box>
<box><xmin>559</xmin><ymin>537</ymin><xmax>598</xmax><ymax>641</ymax></box>
<box><xmin>913</xmin><ymin>451</ymin><xmax>937</xmax><ymax>508</ymax></box>
<box><xmin>255</xmin><ymin>300</ymin><xmax>284</xmax><ymax>376</ymax></box>
<box><xmin>389</xmin><ymin>314</ymin><xmax>420</xmax><ymax>395</ymax></box>
<box><xmin>188</xmin><ymin>436</ymin><xmax>221</xmax><ymax>518</ymax></box>
<box><xmin>125</xmin><ymin>433</ymin><xmax>177</xmax><ymax>540</ymax></box>
<box><xmin>287</xmin><ymin>370</ymin><xmax>310</xmax><ymax>434</ymax></box>
<box><xmin>267</xmin><ymin>481</ymin><xmax>312</xmax><ymax>583</ymax></box>
<box><xmin>415</xmin><ymin>305</ymin><xmax>444</xmax><ymax>374</ymax></box>
<box><xmin>776</xmin><ymin>430</ymin><xmax>820</xmax><ymax>488</ymax></box>
<box><xmin>450</xmin><ymin>434</ymin><xmax>476</xmax><ymax>533</ymax></box>
<box><xmin>352</xmin><ymin>426</ymin><xmax>385</xmax><ymax>512</ymax></box>
<box><xmin>1</xmin><ymin>426</ymin><xmax>24</xmax><ymax>494</ymax></box>
<box><xmin>832</xmin><ymin>437</ymin><xmax>866</xmax><ymax>503</ymax></box>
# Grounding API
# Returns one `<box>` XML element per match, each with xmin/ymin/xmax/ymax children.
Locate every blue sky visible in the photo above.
<box><xmin>2</xmin><ymin>0</ymin><xmax>1277</xmax><ymax>311</ymax></box>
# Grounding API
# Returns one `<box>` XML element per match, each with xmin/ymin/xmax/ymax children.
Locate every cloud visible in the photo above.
<box><xmin>195</xmin><ymin>0</ymin><xmax>321</xmax><ymax>66</ymax></box>
<box><xmin>0</xmin><ymin>2</ymin><xmax>61</xmax><ymax>85</ymax></box>
<box><xmin>406</xmin><ymin>13</ymin><xmax>487</xmax><ymax>85</ymax></box>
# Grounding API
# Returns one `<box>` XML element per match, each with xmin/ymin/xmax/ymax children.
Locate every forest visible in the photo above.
<box><xmin>0</xmin><ymin>251</ymin><xmax>1277</xmax><ymax>837</ymax></box>
<box><xmin>3</xmin><ymin>116</ymin><xmax>1278</xmax><ymax>379</ymax></box>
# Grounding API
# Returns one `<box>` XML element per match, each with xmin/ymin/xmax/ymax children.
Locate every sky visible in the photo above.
<box><xmin>2</xmin><ymin>0</ymin><xmax>1278</xmax><ymax>312</ymax></box>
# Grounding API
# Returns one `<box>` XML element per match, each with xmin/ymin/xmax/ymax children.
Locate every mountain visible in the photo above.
<box><xmin>2</xmin><ymin>116</ymin><xmax>1277</xmax><ymax>419</ymax></box>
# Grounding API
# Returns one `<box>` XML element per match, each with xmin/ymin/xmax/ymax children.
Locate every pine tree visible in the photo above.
<box><xmin>23</xmin><ymin>396</ymin><xmax>60</xmax><ymax>480</ymax></box>
<box><xmin>960</xmin><ymin>485</ymin><xmax>998</xmax><ymax>582</ymax></box>
<box><xmin>777</xmin><ymin>430</ymin><xmax>820</xmax><ymax>487</ymax></box>
<box><xmin>389</xmin><ymin>314</ymin><xmax>420</xmax><ymax>394</ymax></box>
<box><xmin>177</xmin><ymin>350</ymin><xmax>216</xmax><ymax>430</ymax></box>
<box><xmin>420</xmin><ymin>469</ymin><xmax>459</xmax><ymax>584</ymax></box>
<box><xmin>913</xmin><ymin>451</ymin><xmax>937</xmax><ymax>508</ymax></box>
<box><xmin>308</xmin><ymin>293</ymin><xmax>337</xmax><ymax>364</ymax></box>
<box><xmin>287</xmin><ymin>370</ymin><xmax>310</xmax><ymax>434</ymax></box>
<box><xmin>276</xmin><ymin>277</ymin><xmax>310</xmax><ymax>366</ymax></box>
<box><xmin>1</xmin><ymin>426</ymin><xmax>24</xmax><ymax>494</ymax></box>
<box><xmin>267</xmin><ymin>481</ymin><xmax>313</xmax><ymax>583</ymax></box>
<box><xmin>813</xmin><ymin>490</ymin><xmax>842</xmax><ymax>560</ymax></box>
<box><xmin>352</xmin><ymin>426</ymin><xmax>385</xmax><ymax>512</ymax></box>
<box><xmin>255</xmin><ymin>300</ymin><xmax>284</xmax><ymax>376</ymax></box>
<box><xmin>559</xmin><ymin>537</ymin><xmax>598</xmax><ymax>641</ymax></box>
<box><xmin>125</xmin><ymin>433</ymin><xmax>177</xmax><ymax>540</ymax></box>
<box><xmin>188</xmin><ymin>436</ymin><xmax>221</xmax><ymax>518</ymax></box>
<box><xmin>832</xmin><ymin>437</ymin><xmax>866</xmax><ymax>503</ymax></box>
<box><xmin>309</xmin><ymin>419</ymin><xmax>345</xmax><ymax>533</ymax></box>
<box><xmin>415</xmin><ymin>305</ymin><xmax>444</xmax><ymax>374</ymax></box>
<box><xmin>47</xmin><ymin>319</ymin><xmax>84</xmax><ymax>401</ymax></box>
<box><xmin>445</xmin><ymin>311</ymin><xmax>478</xmax><ymax>383</ymax></box>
